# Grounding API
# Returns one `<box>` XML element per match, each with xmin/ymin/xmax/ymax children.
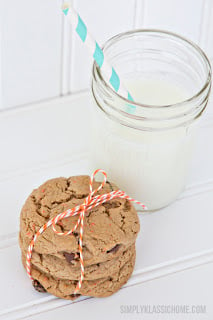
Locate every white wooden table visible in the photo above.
<box><xmin>0</xmin><ymin>92</ymin><xmax>213</xmax><ymax>320</ymax></box>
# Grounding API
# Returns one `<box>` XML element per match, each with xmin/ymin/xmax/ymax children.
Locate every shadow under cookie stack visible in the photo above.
<box><xmin>19</xmin><ymin>175</ymin><xmax>140</xmax><ymax>299</ymax></box>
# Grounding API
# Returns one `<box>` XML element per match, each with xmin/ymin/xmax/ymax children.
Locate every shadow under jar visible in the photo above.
<box><xmin>91</xmin><ymin>30</ymin><xmax>211</xmax><ymax>211</ymax></box>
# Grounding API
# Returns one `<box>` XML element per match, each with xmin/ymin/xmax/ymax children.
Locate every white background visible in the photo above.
<box><xmin>0</xmin><ymin>0</ymin><xmax>213</xmax><ymax>110</ymax></box>
<box><xmin>0</xmin><ymin>1</ymin><xmax>213</xmax><ymax>320</ymax></box>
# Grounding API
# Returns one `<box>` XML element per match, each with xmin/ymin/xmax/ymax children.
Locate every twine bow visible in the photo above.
<box><xmin>26</xmin><ymin>169</ymin><xmax>147</xmax><ymax>294</ymax></box>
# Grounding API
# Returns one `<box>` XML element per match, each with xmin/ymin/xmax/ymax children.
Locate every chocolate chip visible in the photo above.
<box><xmin>103</xmin><ymin>201</ymin><xmax>120</xmax><ymax>209</ymax></box>
<box><xmin>75</xmin><ymin>252</ymin><xmax>80</xmax><ymax>260</ymax></box>
<box><xmin>64</xmin><ymin>252</ymin><xmax>75</xmax><ymax>263</ymax></box>
<box><xmin>70</xmin><ymin>293</ymin><xmax>81</xmax><ymax>299</ymax></box>
<box><xmin>107</xmin><ymin>244</ymin><xmax>121</xmax><ymax>254</ymax></box>
<box><xmin>32</xmin><ymin>280</ymin><xmax>46</xmax><ymax>293</ymax></box>
<box><xmin>63</xmin><ymin>252</ymin><xmax>80</xmax><ymax>263</ymax></box>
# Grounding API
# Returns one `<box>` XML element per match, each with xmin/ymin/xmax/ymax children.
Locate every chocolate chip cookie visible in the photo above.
<box><xmin>19</xmin><ymin>174</ymin><xmax>140</xmax><ymax>298</ymax></box>
<box><xmin>22</xmin><ymin>250</ymin><xmax>136</xmax><ymax>299</ymax></box>
<box><xmin>20</xmin><ymin>176</ymin><xmax>139</xmax><ymax>263</ymax></box>
<box><xmin>21</xmin><ymin>244</ymin><xmax>135</xmax><ymax>280</ymax></box>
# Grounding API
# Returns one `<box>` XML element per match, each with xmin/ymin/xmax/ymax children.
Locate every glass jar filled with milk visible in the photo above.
<box><xmin>91</xmin><ymin>30</ymin><xmax>211</xmax><ymax>211</ymax></box>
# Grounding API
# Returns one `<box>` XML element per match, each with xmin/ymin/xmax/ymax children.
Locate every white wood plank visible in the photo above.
<box><xmin>0</xmin><ymin>32</ymin><xmax>3</xmax><ymax>110</ymax></box>
<box><xmin>199</xmin><ymin>0</ymin><xmax>213</xmax><ymax>60</ymax></box>
<box><xmin>134</xmin><ymin>0</ymin><xmax>145</xmax><ymax>29</ymax></box>
<box><xmin>206</xmin><ymin>6</ymin><xmax>213</xmax><ymax>60</ymax></box>
<box><xmin>187</xmin><ymin>120</ymin><xmax>213</xmax><ymax>186</ymax></box>
<box><xmin>143</xmin><ymin>0</ymin><xmax>203</xmax><ymax>43</ymax></box>
<box><xmin>69</xmin><ymin>0</ymin><xmax>136</xmax><ymax>93</ymax></box>
<box><xmin>0</xmin><ymin>0</ymin><xmax>62</xmax><ymax>109</ymax></box>
<box><xmin>137</xmin><ymin>191</ymin><xmax>213</xmax><ymax>269</ymax></box>
<box><xmin>0</xmin><ymin>93</ymin><xmax>91</xmax><ymax>180</ymax></box>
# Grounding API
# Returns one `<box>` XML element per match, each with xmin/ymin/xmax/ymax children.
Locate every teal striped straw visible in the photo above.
<box><xmin>62</xmin><ymin>3</ymin><xmax>134</xmax><ymax>103</ymax></box>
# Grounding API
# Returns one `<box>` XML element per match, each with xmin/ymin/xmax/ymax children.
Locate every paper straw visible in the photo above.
<box><xmin>62</xmin><ymin>3</ymin><xmax>134</xmax><ymax>102</ymax></box>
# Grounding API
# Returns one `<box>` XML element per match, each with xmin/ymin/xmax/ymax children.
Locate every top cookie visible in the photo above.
<box><xmin>20</xmin><ymin>175</ymin><xmax>140</xmax><ymax>265</ymax></box>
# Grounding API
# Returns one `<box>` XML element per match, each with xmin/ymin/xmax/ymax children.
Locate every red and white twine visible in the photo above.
<box><xmin>26</xmin><ymin>169</ymin><xmax>147</xmax><ymax>294</ymax></box>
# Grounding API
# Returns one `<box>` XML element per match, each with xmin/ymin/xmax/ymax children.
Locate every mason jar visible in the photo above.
<box><xmin>90</xmin><ymin>30</ymin><xmax>211</xmax><ymax>211</ymax></box>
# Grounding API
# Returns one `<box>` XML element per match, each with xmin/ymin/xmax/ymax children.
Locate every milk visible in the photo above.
<box><xmin>126</xmin><ymin>79</ymin><xmax>188</xmax><ymax>106</ymax></box>
<box><xmin>91</xmin><ymin>79</ymin><xmax>196</xmax><ymax>211</ymax></box>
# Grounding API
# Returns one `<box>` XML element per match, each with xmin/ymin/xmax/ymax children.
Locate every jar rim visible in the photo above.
<box><xmin>92</xmin><ymin>29</ymin><xmax>212</xmax><ymax>110</ymax></box>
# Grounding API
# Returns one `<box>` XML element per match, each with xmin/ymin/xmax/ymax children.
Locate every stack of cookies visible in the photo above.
<box><xmin>19</xmin><ymin>175</ymin><xmax>140</xmax><ymax>299</ymax></box>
